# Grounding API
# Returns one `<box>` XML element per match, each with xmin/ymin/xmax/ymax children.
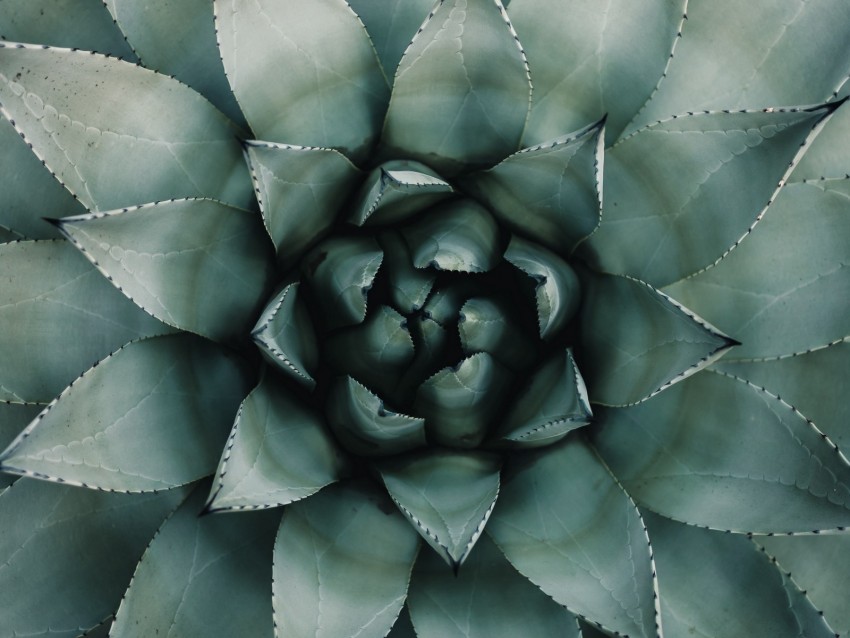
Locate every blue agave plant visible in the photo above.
<box><xmin>0</xmin><ymin>1</ymin><xmax>848</xmax><ymax>637</ymax></box>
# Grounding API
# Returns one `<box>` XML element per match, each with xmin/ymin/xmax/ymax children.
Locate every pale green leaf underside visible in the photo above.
<box><xmin>351</xmin><ymin>162</ymin><xmax>453</xmax><ymax>227</ymax></box>
<box><xmin>593</xmin><ymin>371</ymin><xmax>850</xmax><ymax>533</ymax></box>
<box><xmin>462</xmin><ymin>120</ymin><xmax>603</xmax><ymax>255</ymax></box>
<box><xmin>578</xmin><ymin>272</ymin><xmax>733</xmax><ymax>406</ymax></box>
<box><xmin>216</xmin><ymin>0</ymin><xmax>389</xmax><ymax>162</ymax></box>
<box><xmin>0</xmin><ymin>478</ymin><xmax>184</xmax><ymax>638</ymax></box>
<box><xmin>584</xmin><ymin>107</ymin><xmax>836</xmax><ymax>287</ymax></box>
<box><xmin>408</xmin><ymin>535</ymin><xmax>580</xmax><ymax>638</ymax></box>
<box><xmin>207</xmin><ymin>374</ymin><xmax>346</xmax><ymax>512</ymax></box>
<box><xmin>105</xmin><ymin>0</ymin><xmax>247</xmax><ymax>128</ymax></box>
<box><xmin>664</xmin><ymin>179</ymin><xmax>850</xmax><ymax>359</ymax></box>
<box><xmin>628</xmin><ymin>0</ymin><xmax>850</xmax><ymax>133</ymax></box>
<box><xmin>252</xmin><ymin>283</ymin><xmax>319</xmax><ymax>388</ymax></box>
<box><xmin>0</xmin><ymin>44</ymin><xmax>252</xmax><ymax>211</ymax></box>
<box><xmin>0</xmin><ymin>335</ymin><xmax>251</xmax><ymax>492</ymax></box>
<box><xmin>326</xmin><ymin>376</ymin><xmax>426</xmax><ymax>457</ymax></box>
<box><xmin>382</xmin><ymin>0</ymin><xmax>531</xmax><ymax>174</ymax></box>
<box><xmin>487</xmin><ymin>437</ymin><xmax>659</xmax><ymax>638</ymax></box>
<box><xmin>645</xmin><ymin>512</ymin><xmax>836</xmax><ymax>638</ymax></box>
<box><xmin>245</xmin><ymin>141</ymin><xmax>361</xmax><ymax>269</ymax></box>
<box><xmin>0</xmin><ymin>240</ymin><xmax>169</xmax><ymax>403</ymax></box>
<box><xmin>381</xmin><ymin>449</ymin><xmax>501</xmax><ymax>568</ymax></box>
<box><xmin>273</xmin><ymin>481</ymin><xmax>420</xmax><ymax>638</ymax></box>
<box><xmin>0</xmin><ymin>116</ymin><xmax>85</xmax><ymax>238</ymax></box>
<box><xmin>759</xmin><ymin>533</ymin><xmax>850</xmax><ymax>636</ymax></box>
<box><xmin>112</xmin><ymin>483</ymin><xmax>278</xmax><ymax>638</ymax></box>
<box><xmin>508</xmin><ymin>0</ymin><xmax>683</xmax><ymax>145</ymax></box>
<box><xmin>58</xmin><ymin>198</ymin><xmax>275</xmax><ymax>342</ymax></box>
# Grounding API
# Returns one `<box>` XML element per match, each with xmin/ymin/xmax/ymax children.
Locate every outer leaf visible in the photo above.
<box><xmin>645</xmin><ymin>512</ymin><xmax>836</xmax><ymax>638</ymax></box>
<box><xmin>663</xmin><ymin>179</ymin><xmax>850</xmax><ymax>359</ymax></box>
<box><xmin>0</xmin><ymin>402</ymin><xmax>41</xmax><ymax>489</ymax></box>
<box><xmin>0</xmin><ymin>0</ymin><xmax>135</xmax><ymax>57</ymax></box>
<box><xmin>252</xmin><ymin>283</ymin><xmax>319</xmax><ymax>388</ymax></box>
<box><xmin>0</xmin><ymin>478</ymin><xmax>184</xmax><ymax>638</ymax></box>
<box><xmin>104</xmin><ymin>0</ymin><xmax>246</xmax><ymax>127</ymax></box>
<box><xmin>112</xmin><ymin>483</ymin><xmax>279</xmax><ymax>638</ymax></box>
<box><xmin>381</xmin><ymin>449</ymin><xmax>501</xmax><ymax>569</ymax></box>
<box><xmin>578</xmin><ymin>272</ymin><xmax>735</xmax><ymax>406</ymax></box>
<box><xmin>348</xmin><ymin>0</ymin><xmax>434</xmax><ymax>78</ymax></box>
<box><xmin>56</xmin><ymin>198</ymin><xmax>275</xmax><ymax>342</ymax></box>
<box><xmin>0</xmin><ymin>240</ymin><xmax>169</xmax><ymax>403</ymax></box>
<box><xmin>583</xmin><ymin>106</ymin><xmax>839</xmax><ymax>287</ymax></box>
<box><xmin>0</xmin><ymin>43</ymin><xmax>252</xmax><ymax>211</ymax></box>
<box><xmin>326</xmin><ymin>377</ymin><xmax>426</xmax><ymax>457</ymax></box>
<box><xmin>759</xmin><ymin>534</ymin><xmax>850</xmax><ymax>637</ymax></box>
<box><xmin>0</xmin><ymin>335</ymin><xmax>251</xmax><ymax>492</ymax></box>
<box><xmin>273</xmin><ymin>481</ymin><xmax>420</xmax><ymax>638</ymax></box>
<box><xmin>245</xmin><ymin>141</ymin><xmax>362</xmax><ymax>268</ymax></box>
<box><xmin>381</xmin><ymin>0</ymin><xmax>532</xmax><ymax>174</ymax></box>
<box><xmin>206</xmin><ymin>374</ymin><xmax>347</xmax><ymax>512</ymax></box>
<box><xmin>487</xmin><ymin>437</ymin><xmax>660</xmax><ymax>638</ymax></box>
<box><xmin>403</xmin><ymin>198</ymin><xmax>503</xmax><ymax>273</ymax></box>
<box><xmin>508</xmin><ymin>0</ymin><xmax>683</xmax><ymax>144</ymax></box>
<box><xmin>462</xmin><ymin>120</ymin><xmax>604</xmax><ymax>255</ymax></box>
<box><xmin>215</xmin><ymin>0</ymin><xmax>389</xmax><ymax>162</ymax></box>
<box><xmin>627</xmin><ymin>0</ymin><xmax>850</xmax><ymax>133</ymax></box>
<box><xmin>592</xmin><ymin>370</ymin><xmax>850</xmax><ymax>533</ymax></box>
<box><xmin>408</xmin><ymin>535</ymin><xmax>580</xmax><ymax>638</ymax></box>
<box><xmin>0</xmin><ymin>115</ymin><xmax>86</xmax><ymax>238</ymax></box>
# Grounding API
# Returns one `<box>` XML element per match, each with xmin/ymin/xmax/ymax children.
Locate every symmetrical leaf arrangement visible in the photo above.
<box><xmin>1</xmin><ymin>1</ymin><xmax>849</xmax><ymax>637</ymax></box>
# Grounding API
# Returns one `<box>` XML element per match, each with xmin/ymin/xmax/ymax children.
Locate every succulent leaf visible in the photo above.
<box><xmin>56</xmin><ymin>198</ymin><xmax>275</xmax><ymax>342</ymax></box>
<box><xmin>584</xmin><ymin>106</ymin><xmax>841</xmax><ymax>287</ymax></box>
<box><xmin>644</xmin><ymin>511</ymin><xmax>837</xmax><ymax>638</ymax></box>
<box><xmin>215</xmin><ymin>0</ymin><xmax>390</xmax><ymax>162</ymax></box>
<box><xmin>206</xmin><ymin>374</ymin><xmax>347</xmax><ymax>513</ymax></box>
<box><xmin>380</xmin><ymin>448</ymin><xmax>501</xmax><ymax>569</ymax></box>
<box><xmin>244</xmin><ymin>141</ymin><xmax>362</xmax><ymax>268</ymax></box>
<box><xmin>0</xmin><ymin>478</ymin><xmax>185</xmax><ymax>638</ymax></box>
<box><xmin>0</xmin><ymin>403</ymin><xmax>42</xmax><ymax>489</ymax></box>
<box><xmin>487</xmin><ymin>437</ymin><xmax>660</xmax><ymax>638</ymax></box>
<box><xmin>0</xmin><ymin>335</ymin><xmax>251</xmax><ymax>492</ymax></box>
<box><xmin>0</xmin><ymin>43</ymin><xmax>252</xmax><ymax>211</ymax></box>
<box><xmin>508</xmin><ymin>0</ymin><xmax>684</xmax><ymax>145</ymax></box>
<box><xmin>381</xmin><ymin>0</ymin><xmax>532</xmax><ymax>174</ymax></box>
<box><xmin>272</xmin><ymin>481</ymin><xmax>420</xmax><ymax>638</ymax></box>
<box><xmin>104</xmin><ymin>0</ymin><xmax>247</xmax><ymax>128</ymax></box>
<box><xmin>578</xmin><ymin>271</ymin><xmax>735</xmax><ymax>406</ymax></box>
<box><xmin>462</xmin><ymin>119</ymin><xmax>604</xmax><ymax>256</ymax></box>
<box><xmin>0</xmin><ymin>240</ymin><xmax>170</xmax><ymax>403</ymax></box>
<box><xmin>593</xmin><ymin>370</ymin><xmax>850</xmax><ymax>533</ymax></box>
<box><xmin>458</xmin><ymin>296</ymin><xmax>536</xmax><ymax>369</ymax></box>
<box><xmin>407</xmin><ymin>535</ymin><xmax>580</xmax><ymax>638</ymax></box>
<box><xmin>112</xmin><ymin>482</ymin><xmax>279</xmax><ymax>638</ymax></box>
<box><xmin>379</xmin><ymin>230</ymin><xmax>438</xmax><ymax>313</ymax></box>
<box><xmin>326</xmin><ymin>377</ymin><xmax>426</xmax><ymax>457</ymax></box>
<box><xmin>664</xmin><ymin>179</ymin><xmax>850</xmax><ymax>358</ymax></box>
<box><xmin>793</xmin><ymin>98</ymin><xmax>850</xmax><ymax>179</ymax></box>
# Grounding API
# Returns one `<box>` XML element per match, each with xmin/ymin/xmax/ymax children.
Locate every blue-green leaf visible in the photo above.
<box><xmin>0</xmin><ymin>403</ymin><xmax>42</xmax><ymax>489</ymax></box>
<box><xmin>578</xmin><ymin>272</ymin><xmax>735</xmax><ymax>406</ymax></box>
<box><xmin>593</xmin><ymin>370</ymin><xmax>850</xmax><ymax>533</ymax></box>
<box><xmin>459</xmin><ymin>296</ymin><xmax>536</xmax><ymax>370</ymax></box>
<box><xmin>645</xmin><ymin>512</ymin><xmax>836</xmax><ymax>638</ymax></box>
<box><xmin>487</xmin><ymin>437</ymin><xmax>660</xmax><ymax>638</ymax></box>
<box><xmin>381</xmin><ymin>449</ymin><xmax>501</xmax><ymax>569</ymax></box>
<box><xmin>112</xmin><ymin>482</ymin><xmax>278</xmax><ymax>638</ymax></box>
<box><xmin>0</xmin><ymin>335</ymin><xmax>251</xmax><ymax>492</ymax></box>
<box><xmin>408</xmin><ymin>535</ymin><xmax>580</xmax><ymax>638</ymax></box>
<box><xmin>206</xmin><ymin>374</ymin><xmax>347</xmax><ymax>513</ymax></box>
<box><xmin>0</xmin><ymin>43</ymin><xmax>252</xmax><ymax>211</ymax></box>
<box><xmin>273</xmin><ymin>481</ymin><xmax>420</xmax><ymax>638</ymax></box>
<box><xmin>215</xmin><ymin>0</ymin><xmax>389</xmax><ymax>162</ymax></box>
<box><xmin>57</xmin><ymin>198</ymin><xmax>275</xmax><ymax>342</ymax></box>
<box><xmin>583</xmin><ymin>106</ymin><xmax>839</xmax><ymax>287</ymax></box>
<box><xmin>381</xmin><ymin>0</ymin><xmax>532</xmax><ymax>174</ymax></box>
<box><xmin>0</xmin><ymin>240</ymin><xmax>170</xmax><ymax>403</ymax></box>
<box><xmin>0</xmin><ymin>478</ymin><xmax>184</xmax><ymax>638</ymax></box>
<box><xmin>380</xmin><ymin>230</ymin><xmax>437</xmax><ymax>313</ymax></box>
<box><xmin>793</xmin><ymin>97</ymin><xmax>850</xmax><ymax>179</ymax></box>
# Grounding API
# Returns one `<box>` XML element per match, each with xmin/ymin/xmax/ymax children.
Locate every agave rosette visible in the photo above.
<box><xmin>1</xmin><ymin>0</ymin><xmax>849</xmax><ymax>636</ymax></box>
